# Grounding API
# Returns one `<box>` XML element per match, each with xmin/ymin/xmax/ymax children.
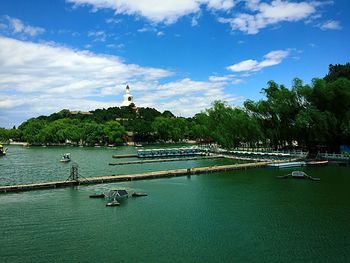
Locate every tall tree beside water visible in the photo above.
<box><xmin>243</xmin><ymin>63</ymin><xmax>350</xmax><ymax>151</ymax></box>
<box><xmin>103</xmin><ymin>121</ymin><xmax>126</xmax><ymax>144</ymax></box>
<box><xmin>244</xmin><ymin>80</ymin><xmax>301</xmax><ymax>149</ymax></box>
<box><xmin>152</xmin><ymin>116</ymin><xmax>188</xmax><ymax>142</ymax></box>
<box><xmin>206</xmin><ymin>101</ymin><xmax>262</xmax><ymax>148</ymax></box>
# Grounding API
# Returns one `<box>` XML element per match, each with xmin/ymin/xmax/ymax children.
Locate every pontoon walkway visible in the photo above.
<box><xmin>0</xmin><ymin>161</ymin><xmax>272</xmax><ymax>193</ymax></box>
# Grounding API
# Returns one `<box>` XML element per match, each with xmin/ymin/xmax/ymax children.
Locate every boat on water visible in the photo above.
<box><xmin>291</xmin><ymin>171</ymin><xmax>307</xmax><ymax>178</ymax></box>
<box><xmin>132</xmin><ymin>192</ymin><xmax>148</xmax><ymax>197</ymax></box>
<box><xmin>105</xmin><ymin>190</ymin><xmax>128</xmax><ymax>207</ymax></box>
<box><xmin>0</xmin><ymin>144</ymin><xmax>7</xmax><ymax>156</ymax></box>
<box><xmin>107</xmin><ymin>189</ymin><xmax>128</xmax><ymax>201</ymax></box>
<box><xmin>267</xmin><ymin>161</ymin><xmax>306</xmax><ymax>168</ymax></box>
<box><xmin>306</xmin><ymin>160</ymin><xmax>329</xmax><ymax>166</ymax></box>
<box><xmin>60</xmin><ymin>153</ymin><xmax>71</xmax><ymax>162</ymax></box>
<box><xmin>89</xmin><ymin>193</ymin><xmax>105</xmax><ymax>198</ymax></box>
<box><xmin>277</xmin><ymin>171</ymin><xmax>320</xmax><ymax>181</ymax></box>
<box><xmin>106</xmin><ymin>200</ymin><xmax>120</xmax><ymax>206</ymax></box>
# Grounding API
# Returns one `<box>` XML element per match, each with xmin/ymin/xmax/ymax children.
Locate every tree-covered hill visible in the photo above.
<box><xmin>1</xmin><ymin>63</ymin><xmax>349</xmax><ymax>151</ymax></box>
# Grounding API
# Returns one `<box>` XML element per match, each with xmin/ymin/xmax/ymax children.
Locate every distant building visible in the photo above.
<box><xmin>121</xmin><ymin>85</ymin><xmax>134</xmax><ymax>107</ymax></box>
<box><xmin>70</xmin><ymin>110</ymin><xmax>92</xmax><ymax>115</ymax></box>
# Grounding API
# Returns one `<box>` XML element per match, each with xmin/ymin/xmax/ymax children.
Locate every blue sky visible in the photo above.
<box><xmin>0</xmin><ymin>0</ymin><xmax>349</xmax><ymax>128</ymax></box>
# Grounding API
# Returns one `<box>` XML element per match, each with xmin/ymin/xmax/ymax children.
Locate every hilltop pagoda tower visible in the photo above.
<box><xmin>121</xmin><ymin>85</ymin><xmax>134</xmax><ymax>107</ymax></box>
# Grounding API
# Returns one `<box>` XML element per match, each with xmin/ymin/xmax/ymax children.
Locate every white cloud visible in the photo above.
<box><xmin>0</xmin><ymin>36</ymin><xmax>171</xmax><ymax>125</ymax></box>
<box><xmin>106</xmin><ymin>43</ymin><xmax>125</xmax><ymax>49</ymax></box>
<box><xmin>0</xmin><ymin>36</ymin><xmax>241</xmax><ymax>127</ymax></box>
<box><xmin>137</xmin><ymin>27</ymin><xmax>155</xmax><ymax>33</ymax></box>
<box><xmin>105</xmin><ymin>17</ymin><xmax>122</xmax><ymax>24</ymax></box>
<box><xmin>67</xmin><ymin>0</ymin><xmax>337</xmax><ymax>33</ymax></box>
<box><xmin>227</xmin><ymin>49</ymin><xmax>289</xmax><ymax>72</ymax></box>
<box><xmin>219</xmin><ymin>0</ymin><xmax>317</xmax><ymax>34</ymax></box>
<box><xmin>319</xmin><ymin>20</ymin><xmax>341</xmax><ymax>30</ymax></box>
<box><xmin>137</xmin><ymin>26</ymin><xmax>165</xmax><ymax>36</ymax></box>
<box><xmin>208</xmin><ymin>74</ymin><xmax>242</xmax><ymax>84</ymax></box>
<box><xmin>5</xmin><ymin>16</ymin><xmax>45</xmax><ymax>36</ymax></box>
<box><xmin>0</xmin><ymin>36</ymin><xmax>171</xmax><ymax>94</ymax></box>
<box><xmin>67</xmin><ymin>0</ymin><xmax>236</xmax><ymax>24</ymax></box>
<box><xmin>245</xmin><ymin>0</ymin><xmax>261</xmax><ymax>11</ymax></box>
<box><xmin>0</xmin><ymin>23</ymin><xmax>7</xmax><ymax>30</ymax></box>
<box><xmin>134</xmin><ymin>78</ymin><xmax>241</xmax><ymax>116</ymax></box>
<box><xmin>191</xmin><ymin>12</ymin><xmax>201</xmax><ymax>27</ymax></box>
<box><xmin>88</xmin><ymin>30</ymin><xmax>108</xmax><ymax>42</ymax></box>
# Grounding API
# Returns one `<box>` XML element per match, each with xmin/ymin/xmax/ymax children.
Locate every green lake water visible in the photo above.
<box><xmin>1</xmin><ymin>145</ymin><xmax>350</xmax><ymax>262</ymax></box>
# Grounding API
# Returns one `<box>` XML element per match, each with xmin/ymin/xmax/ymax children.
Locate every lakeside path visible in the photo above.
<box><xmin>0</xmin><ymin>161</ymin><xmax>277</xmax><ymax>193</ymax></box>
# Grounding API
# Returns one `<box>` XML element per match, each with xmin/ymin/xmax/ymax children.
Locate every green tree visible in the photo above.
<box><xmin>18</xmin><ymin>118</ymin><xmax>47</xmax><ymax>143</ymax></box>
<box><xmin>206</xmin><ymin>101</ymin><xmax>261</xmax><ymax>148</ymax></box>
<box><xmin>0</xmin><ymin>128</ymin><xmax>10</xmax><ymax>142</ymax></box>
<box><xmin>324</xmin><ymin>63</ymin><xmax>350</xmax><ymax>82</ymax></box>
<box><xmin>103</xmin><ymin>121</ymin><xmax>126</xmax><ymax>144</ymax></box>
<box><xmin>152</xmin><ymin>117</ymin><xmax>173</xmax><ymax>141</ymax></box>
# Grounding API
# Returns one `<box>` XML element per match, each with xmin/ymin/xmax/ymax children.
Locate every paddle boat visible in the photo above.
<box><xmin>60</xmin><ymin>153</ymin><xmax>71</xmax><ymax>162</ymax></box>
<box><xmin>89</xmin><ymin>193</ymin><xmax>105</xmax><ymax>198</ymax></box>
<box><xmin>108</xmin><ymin>189</ymin><xmax>129</xmax><ymax>201</ymax></box>
<box><xmin>106</xmin><ymin>200</ymin><xmax>120</xmax><ymax>206</ymax></box>
<box><xmin>306</xmin><ymin>160</ymin><xmax>329</xmax><ymax>166</ymax></box>
<box><xmin>0</xmin><ymin>144</ymin><xmax>7</xmax><ymax>156</ymax></box>
<box><xmin>277</xmin><ymin>171</ymin><xmax>320</xmax><ymax>181</ymax></box>
<box><xmin>132</xmin><ymin>192</ymin><xmax>148</xmax><ymax>197</ymax></box>
<box><xmin>105</xmin><ymin>189</ymin><xmax>128</xmax><ymax>207</ymax></box>
<box><xmin>267</xmin><ymin>161</ymin><xmax>306</xmax><ymax>168</ymax></box>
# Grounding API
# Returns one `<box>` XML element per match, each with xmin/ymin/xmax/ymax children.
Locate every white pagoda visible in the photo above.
<box><xmin>121</xmin><ymin>85</ymin><xmax>134</xmax><ymax>107</ymax></box>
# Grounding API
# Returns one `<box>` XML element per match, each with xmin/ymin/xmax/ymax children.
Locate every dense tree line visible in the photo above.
<box><xmin>0</xmin><ymin>106</ymin><xmax>181</xmax><ymax>145</ymax></box>
<box><xmin>1</xmin><ymin>63</ymin><xmax>349</xmax><ymax>151</ymax></box>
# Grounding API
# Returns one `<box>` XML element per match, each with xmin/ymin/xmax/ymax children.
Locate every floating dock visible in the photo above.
<box><xmin>137</xmin><ymin>147</ymin><xmax>206</xmax><ymax>158</ymax></box>
<box><xmin>316</xmin><ymin>152</ymin><xmax>350</xmax><ymax>165</ymax></box>
<box><xmin>266</xmin><ymin>161</ymin><xmax>306</xmax><ymax>168</ymax></box>
<box><xmin>112</xmin><ymin>153</ymin><xmax>138</xmax><ymax>158</ymax></box>
<box><xmin>109</xmin><ymin>155</ymin><xmax>224</xmax><ymax>165</ymax></box>
<box><xmin>0</xmin><ymin>161</ymin><xmax>272</xmax><ymax>193</ymax></box>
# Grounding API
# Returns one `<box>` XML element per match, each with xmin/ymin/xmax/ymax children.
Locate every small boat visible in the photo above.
<box><xmin>60</xmin><ymin>153</ymin><xmax>71</xmax><ymax>162</ymax></box>
<box><xmin>106</xmin><ymin>200</ymin><xmax>120</xmax><ymax>206</ymax></box>
<box><xmin>0</xmin><ymin>144</ymin><xmax>7</xmax><ymax>156</ymax></box>
<box><xmin>89</xmin><ymin>193</ymin><xmax>105</xmax><ymax>198</ymax></box>
<box><xmin>267</xmin><ymin>161</ymin><xmax>306</xmax><ymax>168</ymax></box>
<box><xmin>291</xmin><ymin>171</ymin><xmax>306</xmax><ymax>178</ymax></box>
<box><xmin>277</xmin><ymin>170</ymin><xmax>320</xmax><ymax>181</ymax></box>
<box><xmin>132</xmin><ymin>192</ymin><xmax>148</xmax><ymax>197</ymax></box>
<box><xmin>107</xmin><ymin>189</ymin><xmax>129</xmax><ymax>201</ymax></box>
<box><xmin>306</xmin><ymin>160</ymin><xmax>329</xmax><ymax>166</ymax></box>
<box><xmin>135</xmin><ymin>143</ymin><xmax>143</xmax><ymax>147</ymax></box>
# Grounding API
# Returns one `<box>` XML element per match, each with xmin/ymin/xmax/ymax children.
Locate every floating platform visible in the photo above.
<box><xmin>137</xmin><ymin>147</ymin><xmax>206</xmax><ymax>158</ymax></box>
<box><xmin>266</xmin><ymin>161</ymin><xmax>306</xmax><ymax>168</ymax></box>
<box><xmin>106</xmin><ymin>200</ymin><xmax>120</xmax><ymax>206</ymax></box>
<box><xmin>132</xmin><ymin>192</ymin><xmax>148</xmax><ymax>197</ymax></box>
<box><xmin>0</xmin><ymin>161</ymin><xmax>279</xmax><ymax>193</ymax></box>
<box><xmin>89</xmin><ymin>193</ymin><xmax>105</xmax><ymax>198</ymax></box>
<box><xmin>109</xmin><ymin>155</ymin><xmax>223</xmax><ymax>165</ymax></box>
<box><xmin>112</xmin><ymin>154</ymin><xmax>138</xmax><ymax>158</ymax></box>
<box><xmin>306</xmin><ymin>160</ymin><xmax>329</xmax><ymax>166</ymax></box>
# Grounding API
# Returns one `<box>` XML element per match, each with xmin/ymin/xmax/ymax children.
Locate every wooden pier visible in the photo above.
<box><xmin>109</xmin><ymin>155</ymin><xmax>224</xmax><ymax>165</ymax></box>
<box><xmin>0</xmin><ymin>161</ymin><xmax>271</xmax><ymax>193</ymax></box>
